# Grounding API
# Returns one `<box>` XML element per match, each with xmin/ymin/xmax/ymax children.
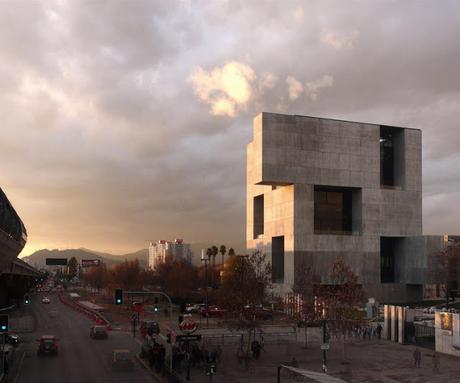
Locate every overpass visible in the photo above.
<box><xmin>0</xmin><ymin>186</ymin><xmax>40</xmax><ymax>306</ymax></box>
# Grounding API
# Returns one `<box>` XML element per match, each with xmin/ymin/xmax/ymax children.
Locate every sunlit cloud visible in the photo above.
<box><xmin>188</xmin><ymin>61</ymin><xmax>256</xmax><ymax>117</ymax></box>
<box><xmin>286</xmin><ymin>76</ymin><xmax>304</xmax><ymax>100</ymax></box>
<box><xmin>305</xmin><ymin>74</ymin><xmax>334</xmax><ymax>101</ymax></box>
<box><xmin>259</xmin><ymin>72</ymin><xmax>278</xmax><ymax>90</ymax></box>
<box><xmin>321</xmin><ymin>29</ymin><xmax>360</xmax><ymax>49</ymax></box>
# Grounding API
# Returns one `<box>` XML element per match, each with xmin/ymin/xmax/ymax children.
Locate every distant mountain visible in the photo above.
<box><xmin>22</xmin><ymin>248</ymin><xmax>148</xmax><ymax>269</ymax></box>
<box><xmin>21</xmin><ymin>241</ymin><xmax>245</xmax><ymax>269</ymax></box>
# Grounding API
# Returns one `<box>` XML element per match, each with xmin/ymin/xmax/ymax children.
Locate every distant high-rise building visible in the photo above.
<box><xmin>148</xmin><ymin>239</ymin><xmax>192</xmax><ymax>270</ymax></box>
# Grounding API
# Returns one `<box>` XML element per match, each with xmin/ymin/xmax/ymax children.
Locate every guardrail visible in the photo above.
<box><xmin>0</xmin><ymin>304</ymin><xmax>16</xmax><ymax>313</ymax></box>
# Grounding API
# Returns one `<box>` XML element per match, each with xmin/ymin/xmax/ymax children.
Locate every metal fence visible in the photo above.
<box><xmin>201</xmin><ymin>331</ymin><xmax>297</xmax><ymax>346</ymax></box>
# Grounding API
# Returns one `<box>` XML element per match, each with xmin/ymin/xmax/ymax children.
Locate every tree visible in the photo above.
<box><xmin>292</xmin><ymin>263</ymin><xmax>321</xmax><ymax>348</ymax></box>
<box><xmin>112</xmin><ymin>259</ymin><xmax>142</xmax><ymax>290</ymax></box>
<box><xmin>83</xmin><ymin>262</ymin><xmax>109</xmax><ymax>292</ymax></box>
<box><xmin>219</xmin><ymin>245</ymin><xmax>226</xmax><ymax>269</ymax></box>
<box><xmin>211</xmin><ymin>245</ymin><xmax>218</xmax><ymax>268</ymax></box>
<box><xmin>218</xmin><ymin>251</ymin><xmax>271</xmax><ymax>357</ymax></box>
<box><xmin>67</xmin><ymin>257</ymin><xmax>78</xmax><ymax>279</ymax></box>
<box><xmin>156</xmin><ymin>259</ymin><xmax>198</xmax><ymax>303</ymax></box>
<box><xmin>228</xmin><ymin>248</ymin><xmax>235</xmax><ymax>257</ymax></box>
<box><xmin>318</xmin><ymin>258</ymin><xmax>367</xmax><ymax>360</ymax></box>
<box><xmin>432</xmin><ymin>240</ymin><xmax>460</xmax><ymax>307</ymax></box>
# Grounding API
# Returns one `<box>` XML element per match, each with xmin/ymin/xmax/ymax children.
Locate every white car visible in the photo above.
<box><xmin>42</xmin><ymin>297</ymin><xmax>51</xmax><ymax>304</ymax></box>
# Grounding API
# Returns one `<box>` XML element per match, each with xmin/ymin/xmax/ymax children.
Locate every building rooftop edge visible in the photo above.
<box><xmin>258</xmin><ymin>112</ymin><xmax>421</xmax><ymax>132</ymax></box>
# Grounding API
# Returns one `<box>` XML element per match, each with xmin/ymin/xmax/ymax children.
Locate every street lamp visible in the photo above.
<box><xmin>201</xmin><ymin>250</ymin><xmax>211</xmax><ymax>328</ymax></box>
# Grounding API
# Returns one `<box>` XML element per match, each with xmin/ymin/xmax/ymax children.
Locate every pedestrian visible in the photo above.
<box><xmin>376</xmin><ymin>324</ymin><xmax>382</xmax><ymax>339</ymax></box>
<box><xmin>413</xmin><ymin>347</ymin><xmax>421</xmax><ymax>368</ymax></box>
<box><xmin>432</xmin><ymin>352</ymin><xmax>440</xmax><ymax>373</ymax></box>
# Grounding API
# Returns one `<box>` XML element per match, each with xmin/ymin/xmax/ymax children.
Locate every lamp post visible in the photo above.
<box><xmin>201</xmin><ymin>250</ymin><xmax>210</xmax><ymax>328</ymax></box>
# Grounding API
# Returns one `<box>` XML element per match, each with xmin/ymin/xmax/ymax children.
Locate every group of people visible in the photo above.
<box><xmin>350</xmin><ymin>324</ymin><xmax>383</xmax><ymax>340</ymax></box>
<box><xmin>413</xmin><ymin>347</ymin><xmax>440</xmax><ymax>373</ymax></box>
<box><xmin>144</xmin><ymin>339</ymin><xmax>166</xmax><ymax>373</ymax></box>
<box><xmin>172</xmin><ymin>343</ymin><xmax>222</xmax><ymax>374</ymax></box>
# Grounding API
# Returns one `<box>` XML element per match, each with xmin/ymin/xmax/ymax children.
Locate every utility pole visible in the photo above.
<box><xmin>201</xmin><ymin>250</ymin><xmax>210</xmax><ymax>328</ymax></box>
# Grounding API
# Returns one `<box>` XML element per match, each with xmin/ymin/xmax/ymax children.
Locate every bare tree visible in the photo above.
<box><xmin>292</xmin><ymin>263</ymin><xmax>321</xmax><ymax>348</ymax></box>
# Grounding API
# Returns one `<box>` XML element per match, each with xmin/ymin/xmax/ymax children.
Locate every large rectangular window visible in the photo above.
<box><xmin>381</xmin><ymin>237</ymin><xmax>399</xmax><ymax>283</ymax></box>
<box><xmin>380</xmin><ymin>126</ymin><xmax>405</xmax><ymax>189</ymax></box>
<box><xmin>253</xmin><ymin>194</ymin><xmax>264</xmax><ymax>239</ymax></box>
<box><xmin>272</xmin><ymin>236</ymin><xmax>284</xmax><ymax>283</ymax></box>
<box><xmin>314</xmin><ymin>186</ymin><xmax>361</xmax><ymax>235</ymax></box>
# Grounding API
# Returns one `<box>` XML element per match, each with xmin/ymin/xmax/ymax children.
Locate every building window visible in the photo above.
<box><xmin>314</xmin><ymin>186</ymin><xmax>361</xmax><ymax>235</ymax></box>
<box><xmin>253</xmin><ymin>194</ymin><xmax>264</xmax><ymax>239</ymax></box>
<box><xmin>381</xmin><ymin>237</ymin><xmax>397</xmax><ymax>283</ymax></box>
<box><xmin>272</xmin><ymin>236</ymin><xmax>284</xmax><ymax>283</ymax></box>
<box><xmin>380</xmin><ymin>126</ymin><xmax>405</xmax><ymax>189</ymax></box>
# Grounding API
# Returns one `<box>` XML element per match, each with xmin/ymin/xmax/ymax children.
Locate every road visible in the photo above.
<box><xmin>13</xmin><ymin>292</ymin><xmax>154</xmax><ymax>383</ymax></box>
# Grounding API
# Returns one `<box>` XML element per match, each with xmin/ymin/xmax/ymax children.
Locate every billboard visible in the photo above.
<box><xmin>440</xmin><ymin>312</ymin><xmax>453</xmax><ymax>331</ymax></box>
<box><xmin>46</xmin><ymin>258</ymin><xmax>67</xmax><ymax>266</ymax></box>
<box><xmin>81</xmin><ymin>259</ymin><xmax>101</xmax><ymax>267</ymax></box>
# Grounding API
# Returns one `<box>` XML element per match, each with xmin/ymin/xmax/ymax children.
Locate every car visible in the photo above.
<box><xmin>201</xmin><ymin>305</ymin><xmax>227</xmax><ymax>318</ymax></box>
<box><xmin>37</xmin><ymin>335</ymin><xmax>58</xmax><ymax>356</ymax></box>
<box><xmin>90</xmin><ymin>325</ymin><xmax>108</xmax><ymax>339</ymax></box>
<box><xmin>42</xmin><ymin>297</ymin><xmax>51</xmax><ymax>304</ymax></box>
<box><xmin>111</xmin><ymin>349</ymin><xmax>134</xmax><ymax>371</ymax></box>
<box><xmin>242</xmin><ymin>307</ymin><xmax>273</xmax><ymax>320</ymax></box>
<box><xmin>6</xmin><ymin>332</ymin><xmax>21</xmax><ymax>346</ymax></box>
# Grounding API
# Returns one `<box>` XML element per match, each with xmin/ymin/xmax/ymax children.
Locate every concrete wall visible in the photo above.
<box><xmin>435</xmin><ymin>312</ymin><xmax>460</xmax><ymax>357</ymax></box>
<box><xmin>247</xmin><ymin>112</ymin><xmax>424</xmax><ymax>302</ymax></box>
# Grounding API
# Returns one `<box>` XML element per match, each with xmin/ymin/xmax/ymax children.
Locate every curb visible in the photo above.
<box><xmin>135</xmin><ymin>353</ymin><xmax>165</xmax><ymax>383</ymax></box>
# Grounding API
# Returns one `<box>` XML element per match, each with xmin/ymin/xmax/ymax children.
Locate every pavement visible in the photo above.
<box><xmin>3</xmin><ymin>291</ymin><xmax>155</xmax><ymax>383</ymax></box>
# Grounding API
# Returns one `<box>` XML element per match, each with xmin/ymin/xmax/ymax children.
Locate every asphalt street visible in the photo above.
<box><xmin>13</xmin><ymin>292</ymin><xmax>154</xmax><ymax>383</ymax></box>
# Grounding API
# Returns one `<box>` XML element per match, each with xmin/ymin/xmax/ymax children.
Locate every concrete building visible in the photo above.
<box><xmin>247</xmin><ymin>112</ymin><xmax>431</xmax><ymax>302</ymax></box>
<box><xmin>148</xmin><ymin>239</ymin><xmax>192</xmax><ymax>270</ymax></box>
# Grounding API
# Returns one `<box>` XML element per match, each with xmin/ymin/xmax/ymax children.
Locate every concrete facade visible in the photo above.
<box><xmin>247</xmin><ymin>112</ymin><xmax>425</xmax><ymax>302</ymax></box>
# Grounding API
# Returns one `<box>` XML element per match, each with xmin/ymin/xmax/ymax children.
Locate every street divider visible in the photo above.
<box><xmin>58</xmin><ymin>293</ymin><xmax>111</xmax><ymax>329</ymax></box>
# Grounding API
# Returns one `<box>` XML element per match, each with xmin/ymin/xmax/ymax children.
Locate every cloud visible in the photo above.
<box><xmin>286</xmin><ymin>76</ymin><xmax>304</xmax><ymax>101</ymax></box>
<box><xmin>305</xmin><ymin>75</ymin><xmax>334</xmax><ymax>101</ymax></box>
<box><xmin>259</xmin><ymin>72</ymin><xmax>278</xmax><ymax>90</ymax></box>
<box><xmin>188</xmin><ymin>61</ymin><xmax>256</xmax><ymax>117</ymax></box>
<box><xmin>320</xmin><ymin>29</ymin><xmax>360</xmax><ymax>49</ymax></box>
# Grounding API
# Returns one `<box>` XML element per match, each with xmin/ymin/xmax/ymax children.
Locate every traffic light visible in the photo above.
<box><xmin>24</xmin><ymin>294</ymin><xmax>30</xmax><ymax>305</ymax></box>
<box><xmin>0</xmin><ymin>315</ymin><xmax>8</xmax><ymax>333</ymax></box>
<box><xmin>115</xmin><ymin>288</ymin><xmax>123</xmax><ymax>305</ymax></box>
<box><xmin>153</xmin><ymin>305</ymin><xmax>159</xmax><ymax>313</ymax></box>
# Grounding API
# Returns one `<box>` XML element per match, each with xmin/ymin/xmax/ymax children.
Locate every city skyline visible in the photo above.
<box><xmin>1</xmin><ymin>1</ymin><xmax>460</xmax><ymax>257</ymax></box>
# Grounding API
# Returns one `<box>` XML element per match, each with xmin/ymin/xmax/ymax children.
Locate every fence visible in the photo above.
<box><xmin>201</xmin><ymin>331</ymin><xmax>297</xmax><ymax>346</ymax></box>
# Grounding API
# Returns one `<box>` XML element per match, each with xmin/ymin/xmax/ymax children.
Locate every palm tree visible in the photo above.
<box><xmin>219</xmin><ymin>245</ymin><xmax>226</xmax><ymax>268</ymax></box>
<box><xmin>206</xmin><ymin>247</ymin><xmax>212</xmax><ymax>261</ymax></box>
<box><xmin>228</xmin><ymin>248</ymin><xmax>235</xmax><ymax>257</ymax></box>
<box><xmin>211</xmin><ymin>245</ymin><xmax>218</xmax><ymax>268</ymax></box>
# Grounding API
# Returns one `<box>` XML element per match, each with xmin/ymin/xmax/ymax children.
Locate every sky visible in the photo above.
<box><xmin>1</xmin><ymin>0</ymin><xmax>460</xmax><ymax>257</ymax></box>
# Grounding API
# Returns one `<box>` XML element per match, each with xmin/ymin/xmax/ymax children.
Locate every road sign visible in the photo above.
<box><xmin>176</xmin><ymin>334</ymin><xmax>202</xmax><ymax>342</ymax></box>
<box><xmin>320</xmin><ymin>343</ymin><xmax>330</xmax><ymax>350</ymax></box>
<box><xmin>46</xmin><ymin>258</ymin><xmax>67</xmax><ymax>266</ymax></box>
<box><xmin>179</xmin><ymin>319</ymin><xmax>198</xmax><ymax>333</ymax></box>
<box><xmin>81</xmin><ymin>259</ymin><xmax>100</xmax><ymax>267</ymax></box>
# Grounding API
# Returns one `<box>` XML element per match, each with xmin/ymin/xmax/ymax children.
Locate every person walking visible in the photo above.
<box><xmin>376</xmin><ymin>324</ymin><xmax>382</xmax><ymax>339</ymax></box>
<box><xmin>413</xmin><ymin>347</ymin><xmax>421</xmax><ymax>368</ymax></box>
<box><xmin>432</xmin><ymin>352</ymin><xmax>440</xmax><ymax>373</ymax></box>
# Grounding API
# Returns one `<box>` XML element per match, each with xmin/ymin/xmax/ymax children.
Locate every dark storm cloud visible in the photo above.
<box><xmin>0</xmin><ymin>0</ymin><xmax>459</xmax><ymax>254</ymax></box>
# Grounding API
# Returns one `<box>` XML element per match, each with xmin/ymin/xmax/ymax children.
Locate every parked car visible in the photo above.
<box><xmin>242</xmin><ymin>307</ymin><xmax>273</xmax><ymax>320</ymax></box>
<box><xmin>201</xmin><ymin>306</ymin><xmax>227</xmax><ymax>318</ymax></box>
<box><xmin>185</xmin><ymin>304</ymin><xmax>199</xmax><ymax>313</ymax></box>
<box><xmin>111</xmin><ymin>349</ymin><xmax>134</xmax><ymax>371</ymax></box>
<box><xmin>42</xmin><ymin>297</ymin><xmax>51</xmax><ymax>304</ymax></box>
<box><xmin>90</xmin><ymin>325</ymin><xmax>108</xmax><ymax>339</ymax></box>
<box><xmin>37</xmin><ymin>335</ymin><xmax>59</xmax><ymax>356</ymax></box>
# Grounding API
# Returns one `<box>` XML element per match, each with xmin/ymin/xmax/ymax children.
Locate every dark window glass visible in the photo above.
<box><xmin>272</xmin><ymin>236</ymin><xmax>284</xmax><ymax>283</ymax></box>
